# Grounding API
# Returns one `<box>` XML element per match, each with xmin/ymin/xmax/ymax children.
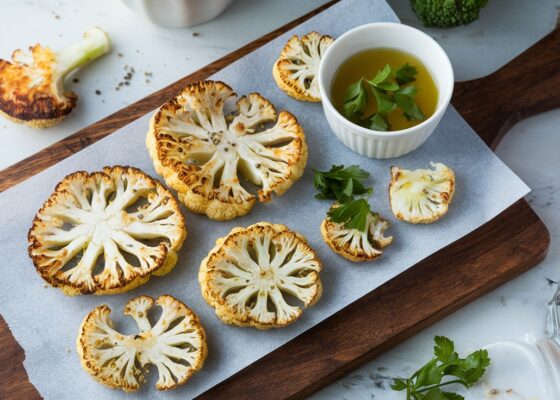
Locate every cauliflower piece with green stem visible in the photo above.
<box><xmin>0</xmin><ymin>27</ymin><xmax>110</xmax><ymax>128</ymax></box>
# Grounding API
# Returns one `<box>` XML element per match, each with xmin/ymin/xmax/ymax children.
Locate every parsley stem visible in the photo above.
<box><xmin>415</xmin><ymin>379</ymin><xmax>465</xmax><ymax>393</ymax></box>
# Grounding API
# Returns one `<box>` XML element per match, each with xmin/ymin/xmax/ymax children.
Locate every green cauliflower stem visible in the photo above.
<box><xmin>411</xmin><ymin>0</ymin><xmax>489</xmax><ymax>28</ymax></box>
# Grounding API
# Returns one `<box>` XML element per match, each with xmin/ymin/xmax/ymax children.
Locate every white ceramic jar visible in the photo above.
<box><xmin>318</xmin><ymin>23</ymin><xmax>454</xmax><ymax>159</ymax></box>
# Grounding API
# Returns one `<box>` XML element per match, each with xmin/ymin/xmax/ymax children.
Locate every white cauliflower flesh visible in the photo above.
<box><xmin>77</xmin><ymin>295</ymin><xmax>207</xmax><ymax>392</ymax></box>
<box><xmin>321</xmin><ymin>207</ymin><xmax>393</xmax><ymax>262</ymax></box>
<box><xmin>147</xmin><ymin>80</ymin><xmax>308</xmax><ymax>221</ymax></box>
<box><xmin>28</xmin><ymin>166</ymin><xmax>186</xmax><ymax>295</ymax></box>
<box><xmin>273</xmin><ymin>32</ymin><xmax>334</xmax><ymax>102</ymax></box>
<box><xmin>199</xmin><ymin>222</ymin><xmax>322</xmax><ymax>329</ymax></box>
<box><xmin>389</xmin><ymin>162</ymin><xmax>455</xmax><ymax>224</ymax></box>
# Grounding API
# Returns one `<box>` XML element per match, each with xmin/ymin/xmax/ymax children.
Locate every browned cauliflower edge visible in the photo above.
<box><xmin>147</xmin><ymin>80</ymin><xmax>308</xmax><ymax>221</ymax></box>
<box><xmin>0</xmin><ymin>28</ymin><xmax>110</xmax><ymax>128</ymax></box>
<box><xmin>28</xmin><ymin>166</ymin><xmax>186</xmax><ymax>295</ymax></box>
<box><xmin>199</xmin><ymin>222</ymin><xmax>323</xmax><ymax>329</ymax></box>
<box><xmin>272</xmin><ymin>31</ymin><xmax>334</xmax><ymax>102</ymax></box>
<box><xmin>321</xmin><ymin>204</ymin><xmax>393</xmax><ymax>262</ymax></box>
<box><xmin>389</xmin><ymin>162</ymin><xmax>455</xmax><ymax>224</ymax></box>
<box><xmin>77</xmin><ymin>295</ymin><xmax>207</xmax><ymax>392</ymax></box>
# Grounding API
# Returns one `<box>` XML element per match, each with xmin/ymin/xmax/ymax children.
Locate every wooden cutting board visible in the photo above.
<box><xmin>0</xmin><ymin>1</ymin><xmax>554</xmax><ymax>398</ymax></box>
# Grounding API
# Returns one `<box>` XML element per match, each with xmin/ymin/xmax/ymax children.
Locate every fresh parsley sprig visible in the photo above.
<box><xmin>391</xmin><ymin>336</ymin><xmax>491</xmax><ymax>400</ymax></box>
<box><xmin>341</xmin><ymin>63</ymin><xmax>425</xmax><ymax>131</ymax></box>
<box><xmin>313</xmin><ymin>165</ymin><xmax>372</xmax><ymax>203</ymax></box>
<box><xmin>327</xmin><ymin>198</ymin><xmax>372</xmax><ymax>232</ymax></box>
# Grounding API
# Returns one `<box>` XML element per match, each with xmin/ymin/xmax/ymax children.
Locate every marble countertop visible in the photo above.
<box><xmin>1</xmin><ymin>0</ymin><xmax>559</xmax><ymax>398</ymax></box>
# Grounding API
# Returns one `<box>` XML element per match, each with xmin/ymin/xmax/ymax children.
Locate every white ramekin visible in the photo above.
<box><xmin>318</xmin><ymin>22</ymin><xmax>454</xmax><ymax>159</ymax></box>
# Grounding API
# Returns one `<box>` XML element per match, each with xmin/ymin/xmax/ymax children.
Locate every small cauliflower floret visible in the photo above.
<box><xmin>0</xmin><ymin>28</ymin><xmax>110</xmax><ymax>128</ymax></box>
<box><xmin>147</xmin><ymin>80</ymin><xmax>308</xmax><ymax>221</ymax></box>
<box><xmin>77</xmin><ymin>295</ymin><xmax>207</xmax><ymax>392</ymax></box>
<box><xmin>273</xmin><ymin>32</ymin><xmax>334</xmax><ymax>102</ymax></box>
<box><xmin>28</xmin><ymin>166</ymin><xmax>186</xmax><ymax>295</ymax></box>
<box><xmin>199</xmin><ymin>222</ymin><xmax>322</xmax><ymax>329</ymax></box>
<box><xmin>321</xmin><ymin>205</ymin><xmax>393</xmax><ymax>262</ymax></box>
<box><xmin>389</xmin><ymin>162</ymin><xmax>455</xmax><ymax>224</ymax></box>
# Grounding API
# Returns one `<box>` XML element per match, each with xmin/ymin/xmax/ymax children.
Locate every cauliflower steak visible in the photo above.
<box><xmin>199</xmin><ymin>222</ymin><xmax>322</xmax><ymax>329</ymax></box>
<box><xmin>77</xmin><ymin>295</ymin><xmax>207</xmax><ymax>392</ymax></box>
<box><xmin>147</xmin><ymin>80</ymin><xmax>308</xmax><ymax>221</ymax></box>
<box><xmin>28</xmin><ymin>166</ymin><xmax>186</xmax><ymax>295</ymax></box>
<box><xmin>321</xmin><ymin>205</ymin><xmax>393</xmax><ymax>262</ymax></box>
<box><xmin>389</xmin><ymin>162</ymin><xmax>455</xmax><ymax>224</ymax></box>
<box><xmin>273</xmin><ymin>32</ymin><xmax>334</xmax><ymax>102</ymax></box>
<box><xmin>0</xmin><ymin>27</ymin><xmax>110</xmax><ymax>128</ymax></box>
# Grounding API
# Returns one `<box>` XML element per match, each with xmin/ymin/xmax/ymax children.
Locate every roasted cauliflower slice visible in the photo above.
<box><xmin>389</xmin><ymin>162</ymin><xmax>455</xmax><ymax>224</ymax></box>
<box><xmin>199</xmin><ymin>222</ymin><xmax>322</xmax><ymax>329</ymax></box>
<box><xmin>77</xmin><ymin>295</ymin><xmax>207</xmax><ymax>392</ymax></box>
<box><xmin>321</xmin><ymin>204</ymin><xmax>393</xmax><ymax>262</ymax></box>
<box><xmin>0</xmin><ymin>27</ymin><xmax>110</xmax><ymax>128</ymax></box>
<box><xmin>273</xmin><ymin>31</ymin><xmax>334</xmax><ymax>102</ymax></box>
<box><xmin>28</xmin><ymin>166</ymin><xmax>186</xmax><ymax>295</ymax></box>
<box><xmin>147</xmin><ymin>80</ymin><xmax>308</xmax><ymax>221</ymax></box>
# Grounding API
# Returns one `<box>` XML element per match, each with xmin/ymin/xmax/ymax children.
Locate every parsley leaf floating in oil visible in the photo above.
<box><xmin>391</xmin><ymin>336</ymin><xmax>491</xmax><ymax>400</ymax></box>
<box><xmin>313</xmin><ymin>165</ymin><xmax>372</xmax><ymax>203</ymax></box>
<box><xmin>395</xmin><ymin>62</ymin><xmax>418</xmax><ymax>85</ymax></box>
<box><xmin>327</xmin><ymin>198</ymin><xmax>372</xmax><ymax>231</ymax></box>
<box><xmin>342</xmin><ymin>78</ymin><xmax>368</xmax><ymax>122</ymax></box>
<box><xmin>340</xmin><ymin>63</ymin><xmax>425</xmax><ymax>131</ymax></box>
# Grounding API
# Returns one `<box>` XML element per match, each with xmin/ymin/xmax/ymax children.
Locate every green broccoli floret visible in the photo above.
<box><xmin>411</xmin><ymin>0</ymin><xmax>489</xmax><ymax>28</ymax></box>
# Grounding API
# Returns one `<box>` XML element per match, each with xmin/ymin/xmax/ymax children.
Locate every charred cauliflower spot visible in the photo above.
<box><xmin>77</xmin><ymin>295</ymin><xmax>207</xmax><ymax>392</ymax></box>
<box><xmin>389</xmin><ymin>162</ymin><xmax>455</xmax><ymax>224</ymax></box>
<box><xmin>273</xmin><ymin>32</ymin><xmax>334</xmax><ymax>102</ymax></box>
<box><xmin>28</xmin><ymin>166</ymin><xmax>186</xmax><ymax>295</ymax></box>
<box><xmin>321</xmin><ymin>204</ymin><xmax>393</xmax><ymax>262</ymax></box>
<box><xmin>0</xmin><ymin>28</ymin><xmax>110</xmax><ymax>128</ymax></box>
<box><xmin>147</xmin><ymin>80</ymin><xmax>308</xmax><ymax>221</ymax></box>
<box><xmin>199</xmin><ymin>222</ymin><xmax>322</xmax><ymax>329</ymax></box>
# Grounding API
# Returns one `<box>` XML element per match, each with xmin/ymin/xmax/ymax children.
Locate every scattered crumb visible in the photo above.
<box><xmin>192</xmin><ymin>32</ymin><xmax>200</xmax><ymax>37</ymax></box>
<box><xmin>66</xmin><ymin>348</ymin><xmax>72</xmax><ymax>354</ymax></box>
<box><xmin>44</xmin><ymin>284</ymin><xmax>49</xmax><ymax>288</ymax></box>
<box><xmin>117</xmin><ymin>52</ymin><xmax>123</xmax><ymax>58</ymax></box>
<box><xmin>52</xmin><ymin>12</ymin><xmax>61</xmax><ymax>19</ymax></box>
<box><xmin>73</xmin><ymin>78</ymin><xmax>79</xmax><ymax>83</ymax></box>
<box><xmin>115</xmin><ymin>65</ymin><xmax>136</xmax><ymax>90</ymax></box>
<box><xmin>95</xmin><ymin>89</ymin><xmax>101</xmax><ymax>95</ymax></box>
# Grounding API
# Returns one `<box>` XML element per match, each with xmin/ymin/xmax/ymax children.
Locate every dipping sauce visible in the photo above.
<box><xmin>331</xmin><ymin>48</ymin><xmax>438</xmax><ymax>131</ymax></box>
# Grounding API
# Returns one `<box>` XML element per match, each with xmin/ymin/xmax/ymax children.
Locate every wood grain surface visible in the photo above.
<box><xmin>0</xmin><ymin>1</ymin><xmax>553</xmax><ymax>399</ymax></box>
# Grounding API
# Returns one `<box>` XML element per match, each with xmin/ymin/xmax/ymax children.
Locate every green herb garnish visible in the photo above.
<box><xmin>391</xmin><ymin>336</ymin><xmax>491</xmax><ymax>400</ymax></box>
<box><xmin>327</xmin><ymin>198</ymin><xmax>372</xmax><ymax>232</ymax></box>
<box><xmin>313</xmin><ymin>165</ymin><xmax>372</xmax><ymax>203</ymax></box>
<box><xmin>395</xmin><ymin>62</ymin><xmax>418</xmax><ymax>85</ymax></box>
<box><xmin>341</xmin><ymin>63</ymin><xmax>424</xmax><ymax>131</ymax></box>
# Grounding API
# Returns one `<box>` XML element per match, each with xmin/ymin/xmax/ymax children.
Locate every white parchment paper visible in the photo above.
<box><xmin>0</xmin><ymin>0</ymin><xmax>530</xmax><ymax>398</ymax></box>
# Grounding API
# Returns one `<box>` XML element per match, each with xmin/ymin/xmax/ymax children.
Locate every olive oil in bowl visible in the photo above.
<box><xmin>331</xmin><ymin>48</ymin><xmax>438</xmax><ymax>131</ymax></box>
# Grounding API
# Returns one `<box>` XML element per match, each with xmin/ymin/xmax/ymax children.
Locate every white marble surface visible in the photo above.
<box><xmin>1</xmin><ymin>0</ymin><xmax>560</xmax><ymax>398</ymax></box>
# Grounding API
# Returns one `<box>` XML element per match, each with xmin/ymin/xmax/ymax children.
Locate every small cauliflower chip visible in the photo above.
<box><xmin>389</xmin><ymin>162</ymin><xmax>455</xmax><ymax>224</ymax></box>
<box><xmin>321</xmin><ymin>205</ymin><xmax>393</xmax><ymax>262</ymax></box>
<box><xmin>77</xmin><ymin>295</ymin><xmax>207</xmax><ymax>392</ymax></box>
<box><xmin>199</xmin><ymin>222</ymin><xmax>322</xmax><ymax>329</ymax></box>
<box><xmin>273</xmin><ymin>31</ymin><xmax>334</xmax><ymax>102</ymax></box>
<box><xmin>147</xmin><ymin>80</ymin><xmax>307</xmax><ymax>221</ymax></box>
<box><xmin>28</xmin><ymin>166</ymin><xmax>186</xmax><ymax>295</ymax></box>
